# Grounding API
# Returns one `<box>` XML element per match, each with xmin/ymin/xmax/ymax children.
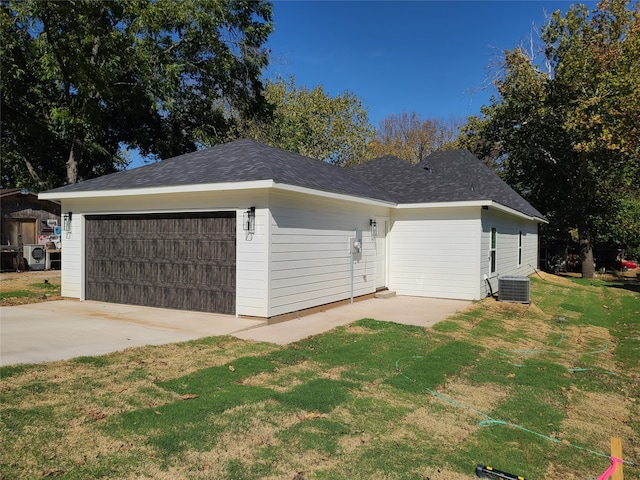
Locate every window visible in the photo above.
<box><xmin>518</xmin><ymin>231</ymin><xmax>523</xmax><ymax>267</ymax></box>
<box><xmin>490</xmin><ymin>227</ymin><xmax>497</xmax><ymax>275</ymax></box>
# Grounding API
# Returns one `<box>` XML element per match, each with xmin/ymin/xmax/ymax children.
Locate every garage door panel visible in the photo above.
<box><xmin>85</xmin><ymin>212</ymin><xmax>236</xmax><ymax>314</ymax></box>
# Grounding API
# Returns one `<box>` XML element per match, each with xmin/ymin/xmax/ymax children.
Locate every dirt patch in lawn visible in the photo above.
<box><xmin>402</xmin><ymin>381</ymin><xmax>510</xmax><ymax>446</ymax></box>
<box><xmin>415</xmin><ymin>466</ymin><xmax>477</xmax><ymax>480</ymax></box>
<box><xmin>481</xmin><ymin>299</ymin><xmax>552</xmax><ymax>320</ymax></box>
<box><xmin>534</xmin><ymin>271</ymin><xmax>577</xmax><ymax>287</ymax></box>
<box><xmin>561</xmin><ymin>390</ymin><xmax>639</xmax><ymax>462</ymax></box>
<box><xmin>0</xmin><ymin>270</ymin><xmax>62</xmax><ymax>305</ymax></box>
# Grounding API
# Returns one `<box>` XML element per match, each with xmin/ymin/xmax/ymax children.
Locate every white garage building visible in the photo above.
<box><xmin>40</xmin><ymin>139</ymin><xmax>545</xmax><ymax>318</ymax></box>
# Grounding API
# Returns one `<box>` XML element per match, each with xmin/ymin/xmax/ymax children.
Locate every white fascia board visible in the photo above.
<box><xmin>38</xmin><ymin>179</ymin><xmax>395</xmax><ymax>208</ymax></box>
<box><xmin>396</xmin><ymin>200</ymin><xmax>489</xmax><ymax>209</ymax></box>
<box><xmin>38</xmin><ymin>180</ymin><xmax>276</xmax><ymax>200</ymax></box>
<box><xmin>272</xmin><ymin>182</ymin><xmax>396</xmax><ymax>208</ymax></box>
<box><xmin>397</xmin><ymin>199</ymin><xmax>547</xmax><ymax>223</ymax></box>
<box><xmin>489</xmin><ymin>202</ymin><xmax>548</xmax><ymax>223</ymax></box>
<box><xmin>38</xmin><ymin>180</ymin><xmax>545</xmax><ymax>223</ymax></box>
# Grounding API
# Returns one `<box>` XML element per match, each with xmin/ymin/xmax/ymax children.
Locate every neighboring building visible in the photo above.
<box><xmin>39</xmin><ymin>139</ymin><xmax>546</xmax><ymax>317</ymax></box>
<box><xmin>1</xmin><ymin>188</ymin><xmax>61</xmax><ymax>271</ymax></box>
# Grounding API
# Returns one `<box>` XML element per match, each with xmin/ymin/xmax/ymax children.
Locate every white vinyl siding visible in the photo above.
<box><xmin>60</xmin><ymin>211</ymin><xmax>82</xmax><ymax>299</ymax></box>
<box><xmin>235</xmin><ymin>207</ymin><xmax>269</xmax><ymax>317</ymax></box>
<box><xmin>389</xmin><ymin>207</ymin><xmax>481</xmax><ymax>300</ymax></box>
<box><xmin>58</xmin><ymin>191</ymin><xmax>270</xmax><ymax>317</ymax></box>
<box><xmin>268</xmin><ymin>191</ymin><xmax>387</xmax><ymax>317</ymax></box>
<box><xmin>481</xmin><ymin>208</ymin><xmax>538</xmax><ymax>297</ymax></box>
<box><xmin>56</xmin><ymin>187</ymin><xmax>542</xmax><ymax>317</ymax></box>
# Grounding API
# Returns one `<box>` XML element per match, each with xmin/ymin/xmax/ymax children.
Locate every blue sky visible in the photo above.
<box><xmin>263</xmin><ymin>1</ymin><xmax>596</xmax><ymax>126</ymax></box>
<box><xmin>128</xmin><ymin>1</ymin><xmax>596</xmax><ymax>168</ymax></box>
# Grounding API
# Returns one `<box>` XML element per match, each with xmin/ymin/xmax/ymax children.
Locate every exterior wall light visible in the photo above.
<box><xmin>62</xmin><ymin>212</ymin><xmax>73</xmax><ymax>231</ymax></box>
<box><xmin>243</xmin><ymin>207</ymin><xmax>255</xmax><ymax>234</ymax></box>
<box><xmin>370</xmin><ymin>218</ymin><xmax>378</xmax><ymax>237</ymax></box>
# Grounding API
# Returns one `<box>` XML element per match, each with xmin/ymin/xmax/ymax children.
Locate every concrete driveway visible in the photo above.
<box><xmin>1</xmin><ymin>296</ymin><xmax>471</xmax><ymax>366</ymax></box>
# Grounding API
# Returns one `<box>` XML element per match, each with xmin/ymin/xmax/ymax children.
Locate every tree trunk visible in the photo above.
<box><xmin>578</xmin><ymin>216</ymin><xmax>595</xmax><ymax>279</ymax></box>
<box><xmin>66</xmin><ymin>132</ymin><xmax>85</xmax><ymax>184</ymax></box>
<box><xmin>18</xmin><ymin>147</ymin><xmax>45</xmax><ymax>188</ymax></box>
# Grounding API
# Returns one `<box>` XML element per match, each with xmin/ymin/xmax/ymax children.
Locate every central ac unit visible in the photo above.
<box><xmin>498</xmin><ymin>276</ymin><xmax>530</xmax><ymax>303</ymax></box>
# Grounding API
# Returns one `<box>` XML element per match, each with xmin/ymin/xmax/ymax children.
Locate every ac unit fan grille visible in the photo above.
<box><xmin>498</xmin><ymin>276</ymin><xmax>530</xmax><ymax>304</ymax></box>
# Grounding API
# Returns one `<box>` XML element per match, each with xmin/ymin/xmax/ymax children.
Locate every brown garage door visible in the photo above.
<box><xmin>85</xmin><ymin>212</ymin><xmax>236</xmax><ymax>314</ymax></box>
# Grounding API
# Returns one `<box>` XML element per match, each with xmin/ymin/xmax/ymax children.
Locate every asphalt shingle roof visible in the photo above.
<box><xmin>45</xmin><ymin>139</ymin><xmax>394</xmax><ymax>203</ymax></box>
<box><xmin>349</xmin><ymin>149</ymin><xmax>544</xmax><ymax>219</ymax></box>
<box><xmin>43</xmin><ymin>139</ymin><xmax>544</xmax><ymax>220</ymax></box>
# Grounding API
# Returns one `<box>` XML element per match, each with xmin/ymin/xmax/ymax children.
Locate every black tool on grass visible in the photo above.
<box><xmin>476</xmin><ymin>464</ymin><xmax>526</xmax><ymax>480</ymax></box>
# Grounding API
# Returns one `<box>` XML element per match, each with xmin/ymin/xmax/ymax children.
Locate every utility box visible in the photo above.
<box><xmin>349</xmin><ymin>237</ymin><xmax>362</xmax><ymax>254</ymax></box>
<box><xmin>498</xmin><ymin>276</ymin><xmax>530</xmax><ymax>304</ymax></box>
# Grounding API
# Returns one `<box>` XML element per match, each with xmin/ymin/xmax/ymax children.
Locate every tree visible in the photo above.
<box><xmin>459</xmin><ymin>0</ymin><xmax>640</xmax><ymax>278</ymax></box>
<box><xmin>237</xmin><ymin>76</ymin><xmax>375</xmax><ymax>166</ymax></box>
<box><xmin>1</xmin><ymin>0</ymin><xmax>273</xmax><ymax>188</ymax></box>
<box><xmin>365</xmin><ymin>111</ymin><xmax>461</xmax><ymax>164</ymax></box>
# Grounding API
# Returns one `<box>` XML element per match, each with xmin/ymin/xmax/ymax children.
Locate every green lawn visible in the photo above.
<box><xmin>1</xmin><ymin>275</ymin><xmax>638</xmax><ymax>479</ymax></box>
<box><xmin>0</xmin><ymin>281</ymin><xmax>61</xmax><ymax>303</ymax></box>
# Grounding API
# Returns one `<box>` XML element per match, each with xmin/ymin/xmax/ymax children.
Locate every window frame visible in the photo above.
<box><xmin>517</xmin><ymin>231</ymin><xmax>523</xmax><ymax>267</ymax></box>
<box><xmin>490</xmin><ymin>227</ymin><xmax>497</xmax><ymax>276</ymax></box>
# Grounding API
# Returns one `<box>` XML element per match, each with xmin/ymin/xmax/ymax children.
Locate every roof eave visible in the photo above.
<box><xmin>38</xmin><ymin>180</ymin><xmax>277</xmax><ymax>200</ymax></box>
<box><xmin>489</xmin><ymin>201</ymin><xmax>548</xmax><ymax>223</ymax></box>
<box><xmin>272</xmin><ymin>182</ymin><xmax>396</xmax><ymax>208</ymax></box>
<box><xmin>38</xmin><ymin>180</ymin><xmax>396</xmax><ymax>208</ymax></box>
<box><xmin>38</xmin><ymin>182</ymin><xmax>546</xmax><ymax>222</ymax></box>
<box><xmin>397</xmin><ymin>199</ymin><xmax>547</xmax><ymax>223</ymax></box>
<box><xmin>396</xmin><ymin>200</ymin><xmax>489</xmax><ymax>209</ymax></box>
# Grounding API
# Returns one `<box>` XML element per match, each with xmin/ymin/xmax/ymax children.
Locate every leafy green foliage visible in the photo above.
<box><xmin>459</xmin><ymin>0</ymin><xmax>640</xmax><ymax>276</ymax></box>
<box><xmin>1</xmin><ymin>0</ymin><xmax>273</xmax><ymax>188</ymax></box>
<box><xmin>237</xmin><ymin>76</ymin><xmax>375</xmax><ymax>165</ymax></box>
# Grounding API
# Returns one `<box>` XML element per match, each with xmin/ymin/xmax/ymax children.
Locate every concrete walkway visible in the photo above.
<box><xmin>0</xmin><ymin>297</ymin><xmax>470</xmax><ymax>366</ymax></box>
<box><xmin>234</xmin><ymin>296</ymin><xmax>471</xmax><ymax>344</ymax></box>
